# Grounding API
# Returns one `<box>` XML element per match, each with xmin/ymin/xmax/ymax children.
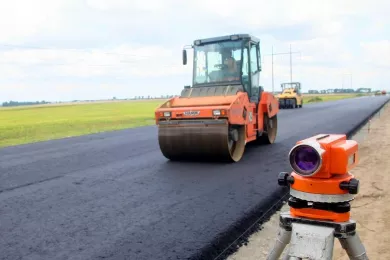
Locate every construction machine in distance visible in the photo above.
<box><xmin>276</xmin><ymin>82</ymin><xmax>303</xmax><ymax>109</ymax></box>
<box><xmin>375</xmin><ymin>90</ymin><xmax>387</xmax><ymax>96</ymax></box>
<box><xmin>154</xmin><ymin>34</ymin><xmax>279</xmax><ymax>162</ymax></box>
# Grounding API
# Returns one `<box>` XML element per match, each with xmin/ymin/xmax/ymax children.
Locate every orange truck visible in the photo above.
<box><xmin>154</xmin><ymin>34</ymin><xmax>279</xmax><ymax>162</ymax></box>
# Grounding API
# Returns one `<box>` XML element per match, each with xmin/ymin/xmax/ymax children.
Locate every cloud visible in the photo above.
<box><xmin>360</xmin><ymin>40</ymin><xmax>390</xmax><ymax>68</ymax></box>
<box><xmin>86</xmin><ymin>0</ymin><xmax>168</xmax><ymax>11</ymax></box>
<box><xmin>0</xmin><ymin>0</ymin><xmax>389</xmax><ymax>102</ymax></box>
<box><xmin>0</xmin><ymin>0</ymin><xmax>67</xmax><ymax>43</ymax></box>
<box><xmin>0</xmin><ymin>44</ymin><xmax>187</xmax><ymax>78</ymax></box>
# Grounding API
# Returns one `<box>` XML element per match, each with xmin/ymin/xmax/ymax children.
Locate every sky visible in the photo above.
<box><xmin>0</xmin><ymin>0</ymin><xmax>389</xmax><ymax>103</ymax></box>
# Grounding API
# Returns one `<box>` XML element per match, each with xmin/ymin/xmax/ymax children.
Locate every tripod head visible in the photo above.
<box><xmin>278</xmin><ymin>134</ymin><xmax>360</xmax><ymax>222</ymax></box>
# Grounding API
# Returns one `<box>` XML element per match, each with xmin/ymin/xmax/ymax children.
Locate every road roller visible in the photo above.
<box><xmin>154</xmin><ymin>34</ymin><xmax>279</xmax><ymax>162</ymax></box>
<box><xmin>276</xmin><ymin>82</ymin><xmax>303</xmax><ymax>109</ymax></box>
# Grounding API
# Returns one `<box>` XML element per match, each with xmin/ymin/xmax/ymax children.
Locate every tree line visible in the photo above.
<box><xmin>307</xmin><ymin>88</ymin><xmax>372</xmax><ymax>94</ymax></box>
<box><xmin>2</xmin><ymin>100</ymin><xmax>51</xmax><ymax>107</ymax></box>
<box><xmin>1</xmin><ymin>95</ymin><xmax>177</xmax><ymax>107</ymax></box>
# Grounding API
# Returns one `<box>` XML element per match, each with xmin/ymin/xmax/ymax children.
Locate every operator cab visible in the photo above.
<box><xmin>182</xmin><ymin>34</ymin><xmax>263</xmax><ymax>103</ymax></box>
<box><xmin>281</xmin><ymin>82</ymin><xmax>302</xmax><ymax>95</ymax></box>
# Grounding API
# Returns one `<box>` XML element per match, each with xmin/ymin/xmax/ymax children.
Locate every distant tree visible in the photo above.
<box><xmin>2</xmin><ymin>100</ymin><xmax>50</xmax><ymax>107</ymax></box>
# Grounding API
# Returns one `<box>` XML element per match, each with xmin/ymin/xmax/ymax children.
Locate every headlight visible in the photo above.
<box><xmin>163</xmin><ymin>112</ymin><xmax>171</xmax><ymax>117</ymax></box>
<box><xmin>213</xmin><ymin>110</ymin><xmax>221</xmax><ymax>116</ymax></box>
<box><xmin>289</xmin><ymin>141</ymin><xmax>325</xmax><ymax>177</ymax></box>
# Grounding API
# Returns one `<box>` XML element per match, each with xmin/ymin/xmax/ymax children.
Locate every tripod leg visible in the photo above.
<box><xmin>281</xmin><ymin>248</ymin><xmax>291</xmax><ymax>260</ymax></box>
<box><xmin>338</xmin><ymin>232</ymin><xmax>369</xmax><ymax>260</ymax></box>
<box><xmin>266</xmin><ymin>227</ymin><xmax>292</xmax><ymax>260</ymax></box>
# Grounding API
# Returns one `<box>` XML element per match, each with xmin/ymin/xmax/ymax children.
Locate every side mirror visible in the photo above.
<box><xmin>182</xmin><ymin>49</ymin><xmax>187</xmax><ymax>65</ymax></box>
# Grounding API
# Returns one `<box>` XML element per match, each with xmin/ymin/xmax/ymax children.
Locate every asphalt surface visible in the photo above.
<box><xmin>0</xmin><ymin>95</ymin><xmax>389</xmax><ymax>260</ymax></box>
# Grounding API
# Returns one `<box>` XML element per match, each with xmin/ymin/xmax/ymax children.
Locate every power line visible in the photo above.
<box><xmin>263</xmin><ymin>46</ymin><xmax>301</xmax><ymax>93</ymax></box>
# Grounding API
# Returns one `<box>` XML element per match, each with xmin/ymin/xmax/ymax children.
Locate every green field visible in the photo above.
<box><xmin>0</xmin><ymin>100</ymin><xmax>163</xmax><ymax>148</ymax></box>
<box><xmin>303</xmin><ymin>93</ymin><xmax>368</xmax><ymax>103</ymax></box>
<box><xmin>0</xmin><ymin>93</ymin><xmax>367</xmax><ymax>148</ymax></box>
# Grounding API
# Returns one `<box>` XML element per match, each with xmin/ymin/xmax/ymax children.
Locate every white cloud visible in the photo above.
<box><xmin>360</xmin><ymin>41</ymin><xmax>390</xmax><ymax>68</ymax></box>
<box><xmin>86</xmin><ymin>0</ymin><xmax>168</xmax><ymax>11</ymax></box>
<box><xmin>0</xmin><ymin>0</ymin><xmax>389</xmax><ymax>102</ymax></box>
<box><xmin>191</xmin><ymin>0</ymin><xmax>361</xmax><ymax>33</ymax></box>
<box><xmin>0</xmin><ymin>44</ymin><xmax>188</xmax><ymax>79</ymax></box>
<box><xmin>0</xmin><ymin>0</ymin><xmax>67</xmax><ymax>43</ymax></box>
<box><xmin>290</xmin><ymin>37</ymin><xmax>354</xmax><ymax>65</ymax></box>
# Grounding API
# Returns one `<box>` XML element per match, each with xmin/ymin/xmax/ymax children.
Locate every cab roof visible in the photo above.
<box><xmin>193</xmin><ymin>34</ymin><xmax>260</xmax><ymax>46</ymax></box>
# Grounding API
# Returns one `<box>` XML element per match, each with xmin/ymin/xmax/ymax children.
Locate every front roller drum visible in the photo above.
<box><xmin>158</xmin><ymin>119</ymin><xmax>246</xmax><ymax>162</ymax></box>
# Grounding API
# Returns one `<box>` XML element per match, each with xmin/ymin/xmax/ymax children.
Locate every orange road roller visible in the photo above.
<box><xmin>154</xmin><ymin>34</ymin><xmax>280</xmax><ymax>162</ymax></box>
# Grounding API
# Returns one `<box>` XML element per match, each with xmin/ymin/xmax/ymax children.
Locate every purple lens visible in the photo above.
<box><xmin>292</xmin><ymin>146</ymin><xmax>320</xmax><ymax>174</ymax></box>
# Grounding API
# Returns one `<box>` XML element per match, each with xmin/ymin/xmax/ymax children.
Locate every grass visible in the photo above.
<box><xmin>0</xmin><ymin>100</ymin><xmax>164</xmax><ymax>148</ymax></box>
<box><xmin>303</xmin><ymin>93</ymin><xmax>367</xmax><ymax>103</ymax></box>
<box><xmin>0</xmin><ymin>93</ymin><xmax>368</xmax><ymax>148</ymax></box>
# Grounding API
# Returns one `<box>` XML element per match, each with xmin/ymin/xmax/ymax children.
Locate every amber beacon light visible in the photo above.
<box><xmin>278</xmin><ymin>134</ymin><xmax>360</xmax><ymax>222</ymax></box>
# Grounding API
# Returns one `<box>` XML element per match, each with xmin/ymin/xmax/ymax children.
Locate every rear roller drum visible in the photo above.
<box><xmin>257</xmin><ymin>114</ymin><xmax>278</xmax><ymax>144</ymax></box>
<box><xmin>285</xmin><ymin>99</ymin><xmax>290</xmax><ymax>109</ymax></box>
<box><xmin>293</xmin><ymin>99</ymin><xmax>298</xmax><ymax>108</ymax></box>
<box><xmin>289</xmin><ymin>99</ymin><xmax>296</xmax><ymax>109</ymax></box>
<box><xmin>279</xmin><ymin>100</ymin><xmax>285</xmax><ymax>109</ymax></box>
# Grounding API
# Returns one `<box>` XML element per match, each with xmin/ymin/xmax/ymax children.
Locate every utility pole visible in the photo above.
<box><xmin>272</xmin><ymin>46</ymin><xmax>274</xmax><ymax>95</ymax></box>
<box><xmin>350</xmin><ymin>74</ymin><xmax>352</xmax><ymax>89</ymax></box>
<box><xmin>341</xmin><ymin>73</ymin><xmax>353</xmax><ymax>89</ymax></box>
<box><xmin>264</xmin><ymin>45</ymin><xmax>301</xmax><ymax>94</ymax></box>
<box><xmin>290</xmin><ymin>44</ymin><xmax>292</xmax><ymax>83</ymax></box>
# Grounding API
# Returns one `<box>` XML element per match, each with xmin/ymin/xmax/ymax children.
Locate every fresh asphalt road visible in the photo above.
<box><xmin>0</xmin><ymin>95</ymin><xmax>389</xmax><ymax>260</ymax></box>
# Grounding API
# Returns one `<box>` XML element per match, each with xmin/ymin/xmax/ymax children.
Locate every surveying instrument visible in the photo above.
<box><xmin>266</xmin><ymin>134</ymin><xmax>369</xmax><ymax>260</ymax></box>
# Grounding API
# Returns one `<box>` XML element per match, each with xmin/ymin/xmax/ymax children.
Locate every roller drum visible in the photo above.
<box><xmin>279</xmin><ymin>99</ymin><xmax>286</xmax><ymax>109</ymax></box>
<box><xmin>157</xmin><ymin>119</ymin><xmax>245</xmax><ymax>162</ymax></box>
